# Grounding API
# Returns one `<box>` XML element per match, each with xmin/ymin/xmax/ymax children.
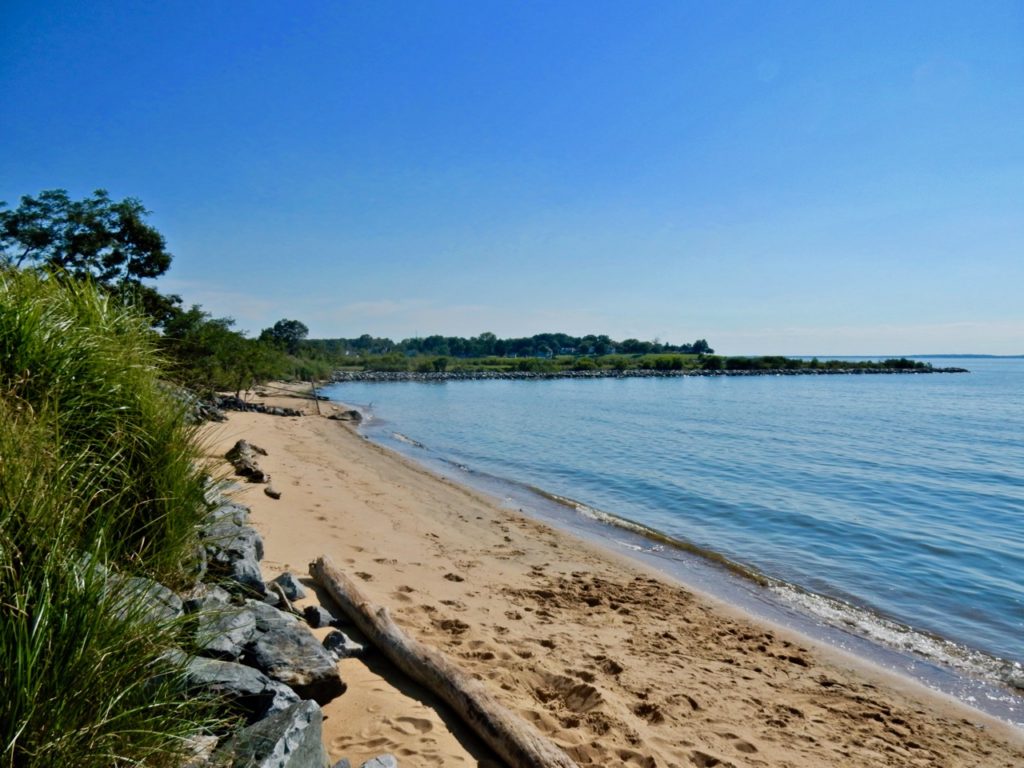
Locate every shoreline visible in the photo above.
<box><xmin>203</xmin><ymin>385</ymin><xmax>1024</xmax><ymax>767</ymax></box>
<box><xmin>356</xmin><ymin>412</ymin><xmax>1024</xmax><ymax>729</ymax></box>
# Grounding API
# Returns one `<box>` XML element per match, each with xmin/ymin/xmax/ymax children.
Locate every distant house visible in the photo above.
<box><xmin>559</xmin><ymin>347</ymin><xmax>577</xmax><ymax>355</ymax></box>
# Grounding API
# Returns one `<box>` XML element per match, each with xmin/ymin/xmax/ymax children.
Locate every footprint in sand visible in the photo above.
<box><xmin>389</xmin><ymin>716</ymin><xmax>433</xmax><ymax>735</ymax></box>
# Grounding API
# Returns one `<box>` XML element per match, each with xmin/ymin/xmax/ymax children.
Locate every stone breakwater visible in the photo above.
<box><xmin>331</xmin><ymin>366</ymin><xmax>968</xmax><ymax>383</ymax></box>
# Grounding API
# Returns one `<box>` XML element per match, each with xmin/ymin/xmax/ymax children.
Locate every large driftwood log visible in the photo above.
<box><xmin>309</xmin><ymin>556</ymin><xmax>578</xmax><ymax>768</ymax></box>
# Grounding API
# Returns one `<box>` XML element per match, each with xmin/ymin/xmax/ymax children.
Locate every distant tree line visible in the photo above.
<box><xmin>306</xmin><ymin>332</ymin><xmax>713</xmax><ymax>359</ymax></box>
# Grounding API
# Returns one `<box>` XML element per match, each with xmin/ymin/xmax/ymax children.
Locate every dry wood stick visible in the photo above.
<box><xmin>310</xmin><ymin>556</ymin><xmax>579</xmax><ymax>768</ymax></box>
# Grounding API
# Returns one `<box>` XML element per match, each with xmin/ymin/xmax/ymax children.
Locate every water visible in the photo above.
<box><xmin>321</xmin><ymin>358</ymin><xmax>1024</xmax><ymax>720</ymax></box>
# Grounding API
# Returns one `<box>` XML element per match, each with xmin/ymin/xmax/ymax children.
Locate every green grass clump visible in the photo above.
<box><xmin>0</xmin><ymin>270</ymin><xmax>220</xmax><ymax>766</ymax></box>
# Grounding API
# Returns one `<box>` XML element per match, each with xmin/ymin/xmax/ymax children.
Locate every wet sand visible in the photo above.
<box><xmin>202</xmin><ymin>385</ymin><xmax>1024</xmax><ymax>767</ymax></box>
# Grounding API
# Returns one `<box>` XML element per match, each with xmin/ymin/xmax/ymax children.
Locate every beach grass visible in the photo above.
<box><xmin>0</xmin><ymin>270</ymin><xmax>221</xmax><ymax>766</ymax></box>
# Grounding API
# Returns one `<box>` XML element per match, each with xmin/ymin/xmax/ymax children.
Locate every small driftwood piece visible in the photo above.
<box><xmin>310</xmin><ymin>556</ymin><xmax>578</xmax><ymax>768</ymax></box>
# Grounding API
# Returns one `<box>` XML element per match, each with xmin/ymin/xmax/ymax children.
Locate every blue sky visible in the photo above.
<box><xmin>2</xmin><ymin>1</ymin><xmax>1022</xmax><ymax>354</ymax></box>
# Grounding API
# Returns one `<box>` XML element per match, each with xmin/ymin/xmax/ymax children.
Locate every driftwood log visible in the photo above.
<box><xmin>309</xmin><ymin>556</ymin><xmax>578</xmax><ymax>768</ymax></box>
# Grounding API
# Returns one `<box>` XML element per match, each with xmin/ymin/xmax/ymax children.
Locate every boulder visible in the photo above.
<box><xmin>201</xmin><ymin>519</ymin><xmax>266</xmax><ymax>596</ymax></box>
<box><xmin>206</xmin><ymin>501</ymin><xmax>251</xmax><ymax>526</ymax></box>
<box><xmin>271</xmin><ymin>572</ymin><xmax>307</xmax><ymax>601</ymax></box>
<box><xmin>195</xmin><ymin>604</ymin><xmax>259</xmax><ymax>660</ymax></box>
<box><xmin>214</xmin><ymin>700</ymin><xmax>329</xmax><ymax>768</ymax></box>
<box><xmin>360</xmin><ymin>756</ymin><xmax>398</xmax><ymax>768</ymax></box>
<box><xmin>244</xmin><ymin>613</ymin><xmax>346</xmax><ymax>704</ymax></box>
<box><xmin>182</xmin><ymin>583</ymin><xmax>232</xmax><ymax>614</ymax></box>
<box><xmin>185</xmin><ymin>656</ymin><xmax>300</xmax><ymax>723</ymax></box>
<box><xmin>243</xmin><ymin>599</ymin><xmax>301</xmax><ymax>631</ymax></box>
<box><xmin>112</xmin><ymin>575</ymin><xmax>184</xmax><ymax>624</ymax></box>
<box><xmin>322</xmin><ymin>630</ymin><xmax>365</xmax><ymax>660</ymax></box>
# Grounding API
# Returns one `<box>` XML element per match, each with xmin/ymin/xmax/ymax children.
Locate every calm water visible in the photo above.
<box><xmin>322</xmin><ymin>359</ymin><xmax>1024</xmax><ymax>699</ymax></box>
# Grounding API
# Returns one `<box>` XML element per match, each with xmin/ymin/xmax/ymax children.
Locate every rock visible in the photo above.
<box><xmin>112</xmin><ymin>575</ymin><xmax>184</xmax><ymax>624</ymax></box>
<box><xmin>264</xmin><ymin>485</ymin><xmax>282</xmax><ymax>500</ymax></box>
<box><xmin>360</xmin><ymin>756</ymin><xmax>398</xmax><ymax>768</ymax></box>
<box><xmin>303</xmin><ymin>605</ymin><xmax>336</xmax><ymax>629</ymax></box>
<box><xmin>330</xmin><ymin>760</ymin><xmax>352</xmax><ymax>768</ymax></box>
<box><xmin>226</xmin><ymin>439</ymin><xmax>271</xmax><ymax>483</ymax></box>
<box><xmin>182</xmin><ymin>583</ymin><xmax>232</xmax><ymax>613</ymax></box>
<box><xmin>322</xmin><ymin>630</ymin><xmax>365</xmax><ymax>660</ymax></box>
<box><xmin>243</xmin><ymin>599</ymin><xmax>301</xmax><ymax>631</ymax></box>
<box><xmin>201</xmin><ymin>519</ymin><xmax>266</xmax><ymax>596</ymax></box>
<box><xmin>329</xmin><ymin>410</ymin><xmax>362</xmax><ymax>423</ymax></box>
<box><xmin>206</xmin><ymin>501</ymin><xmax>251</xmax><ymax>526</ymax></box>
<box><xmin>215</xmin><ymin>700</ymin><xmax>329</xmax><ymax>768</ymax></box>
<box><xmin>184</xmin><ymin>656</ymin><xmax>300</xmax><ymax>723</ymax></box>
<box><xmin>271</xmin><ymin>572</ymin><xmax>307</xmax><ymax>601</ymax></box>
<box><xmin>195</xmin><ymin>603</ymin><xmax>259</xmax><ymax>660</ymax></box>
<box><xmin>244</xmin><ymin>614</ymin><xmax>346</xmax><ymax>704</ymax></box>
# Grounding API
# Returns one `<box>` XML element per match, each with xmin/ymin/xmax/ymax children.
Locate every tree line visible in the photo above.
<box><xmin>1</xmin><ymin>189</ymin><xmax>716</xmax><ymax>393</ymax></box>
<box><xmin>309</xmin><ymin>332</ymin><xmax>713</xmax><ymax>359</ymax></box>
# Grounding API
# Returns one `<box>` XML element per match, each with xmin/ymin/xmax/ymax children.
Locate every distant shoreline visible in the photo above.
<box><xmin>331</xmin><ymin>365</ymin><xmax>969</xmax><ymax>383</ymax></box>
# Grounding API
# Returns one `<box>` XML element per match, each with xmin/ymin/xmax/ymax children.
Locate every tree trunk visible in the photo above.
<box><xmin>309</xmin><ymin>556</ymin><xmax>578</xmax><ymax>768</ymax></box>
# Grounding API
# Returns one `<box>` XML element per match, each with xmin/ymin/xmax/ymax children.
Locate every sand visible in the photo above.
<box><xmin>202</xmin><ymin>385</ymin><xmax>1024</xmax><ymax>768</ymax></box>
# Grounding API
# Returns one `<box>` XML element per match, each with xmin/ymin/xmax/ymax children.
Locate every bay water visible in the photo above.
<box><xmin>322</xmin><ymin>358</ymin><xmax>1024</xmax><ymax>722</ymax></box>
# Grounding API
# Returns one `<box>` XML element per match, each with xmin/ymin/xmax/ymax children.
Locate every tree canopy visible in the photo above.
<box><xmin>0</xmin><ymin>189</ymin><xmax>181</xmax><ymax>325</ymax></box>
<box><xmin>1</xmin><ymin>189</ymin><xmax>172</xmax><ymax>283</ymax></box>
<box><xmin>260</xmin><ymin>319</ymin><xmax>309</xmax><ymax>355</ymax></box>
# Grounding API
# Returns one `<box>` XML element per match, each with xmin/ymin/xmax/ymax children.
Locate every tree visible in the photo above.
<box><xmin>0</xmin><ymin>189</ymin><xmax>182</xmax><ymax>326</ymax></box>
<box><xmin>259</xmin><ymin>318</ymin><xmax>309</xmax><ymax>355</ymax></box>
<box><xmin>0</xmin><ymin>189</ymin><xmax>172</xmax><ymax>284</ymax></box>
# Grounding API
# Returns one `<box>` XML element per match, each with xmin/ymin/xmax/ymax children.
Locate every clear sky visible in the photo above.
<box><xmin>2</xmin><ymin>1</ymin><xmax>1022</xmax><ymax>354</ymax></box>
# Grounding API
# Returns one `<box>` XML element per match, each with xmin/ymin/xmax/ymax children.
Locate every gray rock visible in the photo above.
<box><xmin>264</xmin><ymin>485</ymin><xmax>282</xmax><ymax>500</ymax></box>
<box><xmin>360</xmin><ymin>756</ymin><xmax>398</xmax><ymax>768</ymax></box>
<box><xmin>303</xmin><ymin>605</ymin><xmax>336</xmax><ymax>629</ymax></box>
<box><xmin>322</xmin><ymin>630</ymin><xmax>364</xmax><ymax>660</ymax></box>
<box><xmin>112</xmin><ymin>575</ymin><xmax>184</xmax><ymax>624</ymax></box>
<box><xmin>195</xmin><ymin>604</ymin><xmax>259</xmax><ymax>660</ymax></box>
<box><xmin>183</xmin><ymin>583</ymin><xmax>232</xmax><ymax>614</ymax></box>
<box><xmin>244</xmin><ymin>616</ymin><xmax>346</xmax><ymax>704</ymax></box>
<box><xmin>271</xmin><ymin>572</ymin><xmax>307</xmax><ymax>601</ymax></box>
<box><xmin>206</xmin><ymin>501</ymin><xmax>251</xmax><ymax>526</ymax></box>
<box><xmin>215</xmin><ymin>700</ymin><xmax>328</xmax><ymax>768</ymax></box>
<box><xmin>202</xmin><ymin>519</ymin><xmax>266</xmax><ymax>596</ymax></box>
<box><xmin>243</xmin><ymin>599</ymin><xmax>300</xmax><ymax>631</ymax></box>
<box><xmin>185</xmin><ymin>656</ymin><xmax>300</xmax><ymax>723</ymax></box>
<box><xmin>330</xmin><ymin>761</ymin><xmax>352</xmax><ymax>768</ymax></box>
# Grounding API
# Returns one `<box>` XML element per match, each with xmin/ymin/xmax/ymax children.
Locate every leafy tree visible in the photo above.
<box><xmin>0</xmin><ymin>189</ymin><xmax>184</xmax><ymax>326</ymax></box>
<box><xmin>1</xmin><ymin>188</ymin><xmax>172</xmax><ymax>284</ymax></box>
<box><xmin>260</xmin><ymin>318</ymin><xmax>309</xmax><ymax>355</ymax></box>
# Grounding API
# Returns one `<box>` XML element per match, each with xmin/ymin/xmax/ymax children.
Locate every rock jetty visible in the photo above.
<box><xmin>331</xmin><ymin>366</ymin><xmax>968</xmax><ymax>384</ymax></box>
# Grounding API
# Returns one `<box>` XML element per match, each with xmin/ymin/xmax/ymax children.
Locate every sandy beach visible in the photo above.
<box><xmin>202</xmin><ymin>386</ymin><xmax>1024</xmax><ymax>768</ymax></box>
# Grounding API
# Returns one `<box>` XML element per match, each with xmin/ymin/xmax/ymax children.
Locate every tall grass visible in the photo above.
<box><xmin>0</xmin><ymin>271</ymin><xmax>220</xmax><ymax>766</ymax></box>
